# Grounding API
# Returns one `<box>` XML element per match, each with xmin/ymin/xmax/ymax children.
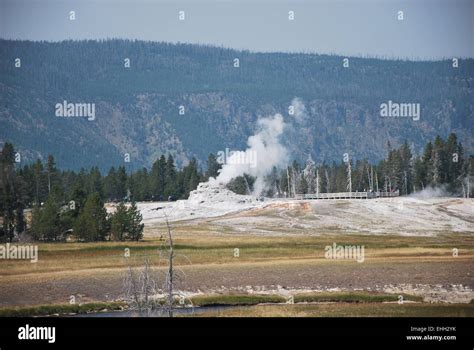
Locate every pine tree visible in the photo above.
<box><xmin>421</xmin><ymin>142</ymin><xmax>434</xmax><ymax>187</ymax></box>
<box><xmin>0</xmin><ymin>143</ymin><xmax>16</xmax><ymax>241</ymax></box>
<box><xmin>0</xmin><ymin>143</ymin><xmax>30</xmax><ymax>240</ymax></box>
<box><xmin>46</xmin><ymin>155</ymin><xmax>58</xmax><ymax>195</ymax></box>
<box><xmin>129</xmin><ymin>168</ymin><xmax>150</xmax><ymax>201</ymax></box>
<box><xmin>399</xmin><ymin>141</ymin><xmax>413</xmax><ymax>194</ymax></box>
<box><xmin>150</xmin><ymin>155</ymin><xmax>166</xmax><ymax>200</ymax></box>
<box><xmin>227</xmin><ymin>174</ymin><xmax>255</xmax><ymax>195</ymax></box>
<box><xmin>31</xmin><ymin>190</ymin><xmax>62</xmax><ymax>241</ymax></box>
<box><xmin>104</xmin><ymin>167</ymin><xmax>118</xmax><ymax>201</ymax></box>
<box><xmin>33</xmin><ymin>159</ymin><xmax>49</xmax><ymax>204</ymax></box>
<box><xmin>110</xmin><ymin>202</ymin><xmax>128</xmax><ymax>241</ymax></box>
<box><xmin>206</xmin><ymin>153</ymin><xmax>221</xmax><ymax>179</ymax></box>
<box><xmin>445</xmin><ymin>133</ymin><xmax>463</xmax><ymax>190</ymax></box>
<box><xmin>109</xmin><ymin>201</ymin><xmax>143</xmax><ymax>241</ymax></box>
<box><xmin>413</xmin><ymin>156</ymin><xmax>425</xmax><ymax>192</ymax></box>
<box><xmin>432</xmin><ymin>135</ymin><xmax>446</xmax><ymax>185</ymax></box>
<box><xmin>15</xmin><ymin>204</ymin><xmax>26</xmax><ymax>235</ymax></box>
<box><xmin>227</xmin><ymin>176</ymin><xmax>248</xmax><ymax>195</ymax></box>
<box><xmin>387</xmin><ymin>149</ymin><xmax>403</xmax><ymax>191</ymax></box>
<box><xmin>88</xmin><ymin>167</ymin><xmax>103</xmax><ymax>198</ymax></box>
<box><xmin>335</xmin><ymin>161</ymin><xmax>347</xmax><ymax>192</ymax></box>
<box><xmin>69</xmin><ymin>180</ymin><xmax>87</xmax><ymax>218</ymax></box>
<box><xmin>117</xmin><ymin>166</ymin><xmax>128</xmax><ymax>201</ymax></box>
<box><xmin>264</xmin><ymin>166</ymin><xmax>280</xmax><ymax>197</ymax></box>
<box><xmin>183</xmin><ymin>158</ymin><xmax>200</xmax><ymax>198</ymax></box>
<box><xmin>74</xmin><ymin>192</ymin><xmax>109</xmax><ymax>241</ymax></box>
<box><xmin>164</xmin><ymin>155</ymin><xmax>177</xmax><ymax>198</ymax></box>
<box><xmin>127</xmin><ymin>201</ymin><xmax>144</xmax><ymax>241</ymax></box>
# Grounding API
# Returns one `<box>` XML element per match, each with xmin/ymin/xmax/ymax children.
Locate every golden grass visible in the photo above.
<box><xmin>1</xmin><ymin>231</ymin><xmax>473</xmax><ymax>276</ymax></box>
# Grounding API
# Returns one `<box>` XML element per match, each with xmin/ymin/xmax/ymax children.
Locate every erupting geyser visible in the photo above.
<box><xmin>215</xmin><ymin>113</ymin><xmax>289</xmax><ymax>195</ymax></box>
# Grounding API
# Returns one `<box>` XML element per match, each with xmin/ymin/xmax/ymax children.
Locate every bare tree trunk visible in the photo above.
<box><xmin>346</xmin><ymin>161</ymin><xmax>352</xmax><ymax>193</ymax></box>
<box><xmin>144</xmin><ymin>258</ymin><xmax>149</xmax><ymax>309</ymax></box>
<box><xmin>403</xmin><ymin>171</ymin><xmax>408</xmax><ymax>195</ymax></box>
<box><xmin>165</xmin><ymin>218</ymin><xmax>174</xmax><ymax>317</ymax></box>
<box><xmin>375</xmin><ymin>172</ymin><xmax>379</xmax><ymax>193</ymax></box>
<box><xmin>367</xmin><ymin>167</ymin><xmax>371</xmax><ymax>191</ymax></box>
<box><xmin>316</xmin><ymin>169</ymin><xmax>320</xmax><ymax>196</ymax></box>
<box><xmin>127</xmin><ymin>265</ymin><xmax>141</xmax><ymax>309</ymax></box>
<box><xmin>467</xmin><ymin>177</ymin><xmax>470</xmax><ymax>199</ymax></box>
<box><xmin>291</xmin><ymin>167</ymin><xmax>295</xmax><ymax>196</ymax></box>
<box><xmin>286</xmin><ymin>167</ymin><xmax>290</xmax><ymax>198</ymax></box>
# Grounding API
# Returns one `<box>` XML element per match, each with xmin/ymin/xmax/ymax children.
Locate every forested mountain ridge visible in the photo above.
<box><xmin>0</xmin><ymin>39</ymin><xmax>473</xmax><ymax>171</ymax></box>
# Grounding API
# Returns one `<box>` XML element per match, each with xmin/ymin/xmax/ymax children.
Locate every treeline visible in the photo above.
<box><xmin>2</xmin><ymin>39</ymin><xmax>470</xmax><ymax>102</ymax></box>
<box><xmin>229</xmin><ymin>133</ymin><xmax>473</xmax><ymax>197</ymax></box>
<box><xmin>4</xmin><ymin>153</ymin><xmax>218</xmax><ymax>208</ymax></box>
<box><xmin>0</xmin><ymin>142</ymin><xmax>145</xmax><ymax>242</ymax></box>
<box><xmin>30</xmin><ymin>191</ymin><xmax>144</xmax><ymax>242</ymax></box>
<box><xmin>0</xmin><ymin>143</ymin><xmax>221</xmax><ymax>242</ymax></box>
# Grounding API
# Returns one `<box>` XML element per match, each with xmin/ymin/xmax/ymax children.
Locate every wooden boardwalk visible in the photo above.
<box><xmin>295</xmin><ymin>190</ymin><xmax>399</xmax><ymax>200</ymax></box>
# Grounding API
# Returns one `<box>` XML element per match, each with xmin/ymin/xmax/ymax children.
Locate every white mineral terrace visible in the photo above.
<box><xmin>116</xmin><ymin>182</ymin><xmax>474</xmax><ymax>236</ymax></box>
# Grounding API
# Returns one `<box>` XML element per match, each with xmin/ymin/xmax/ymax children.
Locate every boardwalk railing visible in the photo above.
<box><xmin>295</xmin><ymin>190</ymin><xmax>399</xmax><ymax>200</ymax></box>
<box><xmin>376</xmin><ymin>190</ymin><xmax>400</xmax><ymax>198</ymax></box>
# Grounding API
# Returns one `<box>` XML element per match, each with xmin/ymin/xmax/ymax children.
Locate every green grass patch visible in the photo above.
<box><xmin>190</xmin><ymin>294</ymin><xmax>287</xmax><ymax>307</ymax></box>
<box><xmin>294</xmin><ymin>292</ymin><xmax>423</xmax><ymax>303</ymax></box>
<box><xmin>189</xmin><ymin>292</ymin><xmax>423</xmax><ymax>307</ymax></box>
<box><xmin>189</xmin><ymin>303</ymin><xmax>474</xmax><ymax>317</ymax></box>
<box><xmin>0</xmin><ymin>302</ymin><xmax>126</xmax><ymax>317</ymax></box>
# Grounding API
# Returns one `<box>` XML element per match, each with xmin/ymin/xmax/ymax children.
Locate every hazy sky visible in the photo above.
<box><xmin>1</xmin><ymin>0</ymin><xmax>473</xmax><ymax>59</ymax></box>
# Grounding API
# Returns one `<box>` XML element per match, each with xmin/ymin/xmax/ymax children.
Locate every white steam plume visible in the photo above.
<box><xmin>409</xmin><ymin>185</ymin><xmax>450</xmax><ymax>199</ymax></box>
<box><xmin>215</xmin><ymin>113</ymin><xmax>288</xmax><ymax>195</ymax></box>
<box><xmin>291</xmin><ymin>97</ymin><xmax>308</xmax><ymax>124</ymax></box>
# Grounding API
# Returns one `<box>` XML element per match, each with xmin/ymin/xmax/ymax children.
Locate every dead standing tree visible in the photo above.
<box><xmin>164</xmin><ymin>216</ymin><xmax>174</xmax><ymax>317</ymax></box>
<box><xmin>122</xmin><ymin>213</ymin><xmax>192</xmax><ymax>317</ymax></box>
<box><xmin>123</xmin><ymin>257</ymin><xmax>160</xmax><ymax>314</ymax></box>
<box><xmin>160</xmin><ymin>213</ymin><xmax>193</xmax><ymax>317</ymax></box>
<box><xmin>346</xmin><ymin>159</ymin><xmax>352</xmax><ymax>193</ymax></box>
<box><xmin>303</xmin><ymin>157</ymin><xmax>316</xmax><ymax>194</ymax></box>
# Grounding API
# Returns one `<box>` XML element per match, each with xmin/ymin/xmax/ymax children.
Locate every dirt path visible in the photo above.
<box><xmin>1</xmin><ymin>258</ymin><xmax>472</xmax><ymax>307</ymax></box>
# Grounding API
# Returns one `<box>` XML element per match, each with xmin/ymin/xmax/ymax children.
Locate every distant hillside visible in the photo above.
<box><xmin>0</xmin><ymin>39</ymin><xmax>473</xmax><ymax>171</ymax></box>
